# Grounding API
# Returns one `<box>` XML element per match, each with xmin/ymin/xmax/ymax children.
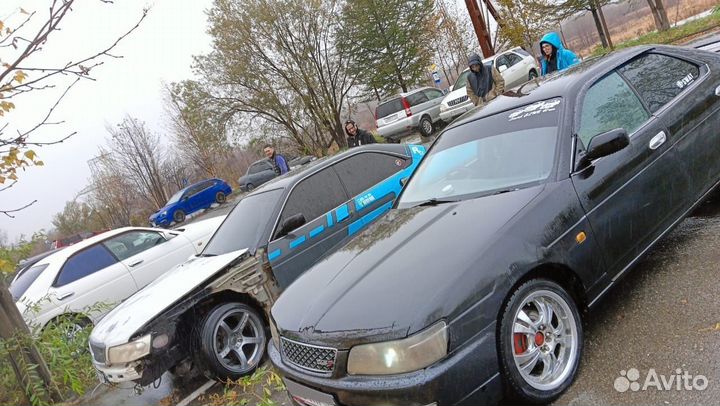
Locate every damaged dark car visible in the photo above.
<box><xmin>269</xmin><ymin>45</ymin><xmax>720</xmax><ymax>405</ymax></box>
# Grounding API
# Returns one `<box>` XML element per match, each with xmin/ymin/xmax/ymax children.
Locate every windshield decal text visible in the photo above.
<box><xmin>508</xmin><ymin>99</ymin><xmax>561</xmax><ymax>122</ymax></box>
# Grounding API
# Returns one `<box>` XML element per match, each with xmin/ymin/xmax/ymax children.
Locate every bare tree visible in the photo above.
<box><xmin>105</xmin><ymin>116</ymin><xmax>168</xmax><ymax>209</ymax></box>
<box><xmin>646</xmin><ymin>0</ymin><xmax>671</xmax><ymax>31</ymax></box>
<box><xmin>0</xmin><ymin>1</ymin><xmax>147</xmax><ymax>217</ymax></box>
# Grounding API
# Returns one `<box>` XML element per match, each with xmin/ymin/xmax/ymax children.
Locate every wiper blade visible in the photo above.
<box><xmin>198</xmin><ymin>253</ymin><xmax>217</xmax><ymax>257</ymax></box>
<box><xmin>415</xmin><ymin>197</ymin><xmax>459</xmax><ymax>207</ymax></box>
<box><xmin>491</xmin><ymin>188</ymin><xmax>519</xmax><ymax>196</ymax></box>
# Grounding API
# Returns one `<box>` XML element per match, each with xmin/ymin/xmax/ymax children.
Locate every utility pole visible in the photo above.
<box><xmin>465</xmin><ymin>0</ymin><xmax>495</xmax><ymax>57</ymax></box>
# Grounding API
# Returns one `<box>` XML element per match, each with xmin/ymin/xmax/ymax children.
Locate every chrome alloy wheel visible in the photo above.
<box><xmin>511</xmin><ymin>289</ymin><xmax>579</xmax><ymax>391</ymax></box>
<box><xmin>212</xmin><ymin>308</ymin><xmax>265</xmax><ymax>374</ymax></box>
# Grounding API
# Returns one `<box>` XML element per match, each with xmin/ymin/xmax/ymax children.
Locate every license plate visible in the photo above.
<box><xmin>283</xmin><ymin>378</ymin><xmax>337</xmax><ymax>406</ymax></box>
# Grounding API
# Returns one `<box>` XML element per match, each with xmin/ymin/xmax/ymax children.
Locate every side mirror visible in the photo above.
<box><xmin>400</xmin><ymin>177</ymin><xmax>409</xmax><ymax>187</ymax></box>
<box><xmin>278</xmin><ymin>213</ymin><xmax>306</xmax><ymax>238</ymax></box>
<box><xmin>498</xmin><ymin>64</ymin><xmax>508</xmax><ymax>73</ymax></box>
<box><xmin>182</xmin><ymin>196</ymin><xmax>189</xmax><ymax>201</ymax></box>
<box><xmin>575</xmin><ymin>128</ymin><xmax>629</xmax><ymax>171</ymax></box>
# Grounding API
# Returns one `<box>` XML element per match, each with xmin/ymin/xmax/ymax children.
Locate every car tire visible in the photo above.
<box><xmin>196</xmin><ymin>302</ymin><xmax>267</xmax><ymax>380</ymax></box>
<box><xmin>529</xmin><ymin>70</ymin><xmax>538</xmax><ymax>80</ymax></box>
<box><xmin>173</xmin><ymin>210</ymin><xmax>186</xmax><ymax>223</ymax></box>
<box><xmin>419</xmin><ymin>116</ymin><xmax>434</xmax><ymax>137</ymax></box>
<box><xmin>215</xmin><ymin>191</ymin><xmax>226</xmax><ymax>204</ymax></box>
<box><xmin>246</xmin><ymin>183</ymin><xmax>255</xmax><ymax>192</ymax></box>
<box><xmin>498</xmin><ymin>278</ymin><xmax>583</xmax><ymax>403</ymax></box>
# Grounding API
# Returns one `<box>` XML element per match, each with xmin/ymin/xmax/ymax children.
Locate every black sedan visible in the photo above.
<box><xmin>269</xmin><ymin>45</ymin><xmax>720</xmax><ymax>405</ymax></box>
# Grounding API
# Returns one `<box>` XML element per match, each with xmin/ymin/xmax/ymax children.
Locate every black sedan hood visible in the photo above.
<box><xmin>272</xmin><ymin>185</ymin><xmax>545</xmax><ymax>348</ymax></box>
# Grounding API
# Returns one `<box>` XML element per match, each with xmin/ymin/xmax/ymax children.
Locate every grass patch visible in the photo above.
<box><xmin>592</xmin><ymin>9</ymin><xmax>720</xmax><ymax>56</ymax></box>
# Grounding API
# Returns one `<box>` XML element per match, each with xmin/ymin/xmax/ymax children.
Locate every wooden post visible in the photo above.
<box><xmin>0</xmin><ymin>281</ymin><xmax>62</xmax><ymax>403</ymax></box>
<box><xmin>465</xmin><ymin>0</ymin><xmax>495</xmax><ymax>57</ymax></box>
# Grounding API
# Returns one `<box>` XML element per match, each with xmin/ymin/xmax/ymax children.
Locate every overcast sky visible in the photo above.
<box><xmin>0</xmin><ymin>0</ymin><xmax>214</xmax><ymax>242</ymax></box>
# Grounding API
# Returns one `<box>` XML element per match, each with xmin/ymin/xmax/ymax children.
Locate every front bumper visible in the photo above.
<box><xmin>269</xmin><ymin>324</ymin><xmax>503</xmax><ymax>406</ymax></box>
<box><xmin>93</xmin><ymin>360</ymin><xmax>143</xmax><ymax>383</ymax></box>
<box><xmin>439</xmin><ymin>101</ymin><xmax>473</xmax><ymax>122</ymax></box>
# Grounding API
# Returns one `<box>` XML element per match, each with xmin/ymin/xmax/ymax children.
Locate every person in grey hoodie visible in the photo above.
<box><xmin>465</xmin><ymin>53</ymin><xmax>505</xmax><ymax>107</ymax></box>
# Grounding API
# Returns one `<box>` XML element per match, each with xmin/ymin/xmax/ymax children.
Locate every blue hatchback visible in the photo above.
<box><xmin>149</xmin><ymin>178</ymin><xmax>232</xmax><ymax>227</ymax></box>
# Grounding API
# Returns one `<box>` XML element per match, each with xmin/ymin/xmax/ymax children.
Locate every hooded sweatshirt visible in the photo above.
<box><xmin>466</xmin><ymin>53</ymin><xmax>494</xmax><ymax>101</ymax></box>
<box><xmin>539</xmin><ymin>32</ymin><xmax>579</xmax><ymax>76</ymax></box>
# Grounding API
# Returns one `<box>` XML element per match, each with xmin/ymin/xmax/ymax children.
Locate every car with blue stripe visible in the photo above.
<box><xmin>89</xmin><ymin>144</ymin><xmax>426</xmax><ymax>385</ymax></box>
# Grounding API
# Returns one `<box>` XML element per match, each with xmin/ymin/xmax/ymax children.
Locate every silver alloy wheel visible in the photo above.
<box><xmin>421</xmin><ymin>119</ymin><xmax>433</xmax><ymax>135</ymax></box>
<box><xmin>511</xmin><ymin>289</ymin><xmax>578</xmax><ymax>391</ymax></box>
<box><xmin>212</xmin><ymin>308</ymin><xmax>265</xmax><ymax>374</ymax></box>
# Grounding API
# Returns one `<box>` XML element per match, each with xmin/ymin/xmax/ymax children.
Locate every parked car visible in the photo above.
<box><xmin>12</xmin><ymin>215</ymin><xmax>226</xmax><ymax>330</ymax></box>
<box><xmin>269</xmin><ymin>45</ymin><xmax>719</xmax><ymax>405</ymax></box>
<box><xmin>149</xmin><ymin>178</ymin><xmax>232</xmax><ymax>227</ymax></box>
<box><xmin>89</xmin><ymin>144</ymin><xmax>426</xmax><ymax>386</ymax></box>
<box><xmin>288</xmin><ymin>155</ymin><xmax>317</xmax><ymax>170</ymax></box>
<box><xmin>238</xmin><ymin>159</ymin><xmax>277</xmax><ymax>192</ymax></box>
<box><xmin>376</xmin><ymin>86</ymin><xmax>446</xmax><ymax>142</ymax></box>
<box><xmin>12</xmin><ymin>248</ymin><xmax>64</xmax><ymax>283</ymax></box>
<box><xmin>440</xmin><ymin>47</ymin><xmax>539</xmax><ymax>122</ymax></box>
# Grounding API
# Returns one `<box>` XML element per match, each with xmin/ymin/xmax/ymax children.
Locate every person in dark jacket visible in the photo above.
<box><xmin>465</xmin><ymin>53</ymin><xmax>505</xmax><ymax>107</ymax></box>
<box><xmin>263</xmin><ymin>144</ymin><xmax>289</xmax><ymax>175</ymax></box>
<box><xmin>344</xmin><ymin>120</ymin><xmax>376</xmax><ymax>148</ymax></box>
<box><xmin>539</xmin><ymin>32</ymin><xmax>579</xmax><ymax>76</ymax></box>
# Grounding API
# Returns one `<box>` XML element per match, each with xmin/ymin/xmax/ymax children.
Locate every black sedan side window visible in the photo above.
<box><xmin>333</xmin><ymin>152</ymin><xmax>408</xmax><ymax>197</ymax></box>
<box><xmin>276</xmin><ymin>168</ymin><xmax>348</xmax><ymax>238</ymax></box>
<box><xmin>618</xmin><ymin>54</ymin><xmax>700</xmax><ymax>113</ymax></box>
<box><xmin>578</xmin><ymin>72</ymin><xmax>650</xmax><ymax>148</ymax></box>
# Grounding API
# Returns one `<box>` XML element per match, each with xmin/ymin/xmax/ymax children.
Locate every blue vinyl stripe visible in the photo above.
<box><xmin>268</xmin><ymin>249</ymin><xmax>281</xmax><ymax>261</ymax></box>
<box><xmin>289</xmin><ymin>235</ymin><xmax>307</xmax><ymax>249</ymax></box>
<box><xmin>335</xmin><ymin>205</ymin><xmax>349</xmax><ymax>222</ymax></box>
<box><xmin>326</xmin><ymin>212</ymin><xmax>334</xmax><ymax>228</ymax></box>
<box><xmin>309</xmin><ymin>225</ymin><xmax>325</xmax><ymax>239</ymax></box>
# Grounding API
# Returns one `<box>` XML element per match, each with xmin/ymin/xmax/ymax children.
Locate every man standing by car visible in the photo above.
<box><xmin>264</xmin><ymin>144</ymin><xmax>289</xmax><ymax>175</ymax></box>
<box><xmin>465</xmin><ymin>53</ymin><xmax>505</xmax><ymax>107</ymax></box>
<box><xmin>344</xmin><ymin>120</ymin><xmax>376</xmax><ymax>148</ymax></box>
<box><xmin>539</xmin><ymin>31</ymin><xmax>579</xmax><ymax>76</ymax></box>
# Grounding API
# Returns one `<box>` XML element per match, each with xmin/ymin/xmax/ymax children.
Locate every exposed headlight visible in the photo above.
<box><xmin>347</xmin><ymin>321</ymin><xmax>447</xmax><ymax>375</ymax></box>
<box><xmin>108</xmin><ymin>334</ymin><xmax>151</xmax><ymax>364</ymax></box>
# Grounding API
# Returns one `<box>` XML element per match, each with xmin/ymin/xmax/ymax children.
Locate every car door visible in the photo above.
<box><xmin>267</xmin><ymin>167</ymin><xmax>350</xmax><ymax>289</ymax></box>
<box><xmin>617</xmin><ymin>52</ymin><xmax>718</xmax><ymax>202</ymax></box>
<box><xmin>494</xmin><ymin>54</ymin><xmax>514</xmax><ymax>86</ymax></box>
<box><xmin>571</xmin><ymin>70</ymin><xmax>690</xmax><ymax>282</ymax></box>
<box><xmin>259</xmin><ymin>160</ymin><xmax>277</xmax><ymax>184</ymax></box>
<box><xmin>423</xmin><ymin>88</ymin><xmax>446</xmax><ymax>120</ymax></box>
<box><xmin>47</xmin><ymin>244</ymin><xmax>138</xmax><ymax>318</ymax></box>
<box><xmin>101</xmin><ymin>229</ymin><xmax>196</xmax><ymax>289</ymax></box>
<box><xmin>197</xmin><ymin>180</ymin><xmax>216</xmax><ymax>208</ymax></box>
<box><xmin>506</xmin><ymin>52</ymin><xmax>527</xmax><ymax>85</ymax></box>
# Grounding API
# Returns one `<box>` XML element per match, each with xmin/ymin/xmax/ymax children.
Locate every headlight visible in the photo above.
<box><xmin>347</xmin><ymin>321</ymin><xmax>447</xmax><ymax>375</ymax></box>
<box><xmin>440</xmin><ymin>103</ymin><xmax>448</xmax><ymax>112</ymax></box>
<box><xmin>161</xmin><ymin>210</ymin><xmax>167</xmax><ymax>216</ymax></box>
<box><xmin>108</xmin><ymin>334</ymin><xmax>151</xmax><ymax>364</ymax></box>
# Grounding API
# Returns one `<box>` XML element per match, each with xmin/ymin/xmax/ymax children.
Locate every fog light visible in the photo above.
<box><xmin>152</xmin><ymin>334</ymin><xmax>169</xmax><ymax>349</ymax></box>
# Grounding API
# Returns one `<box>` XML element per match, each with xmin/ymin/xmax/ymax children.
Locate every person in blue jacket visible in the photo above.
<box><xmin>539</xmin><ymin>32</ymin><xmax>579</xmax><ymax>76</ymax></box>
<box><xmin>264</xmin><ymin>144</ymin><xmax>289</xmax><ymax>175</ymax></box>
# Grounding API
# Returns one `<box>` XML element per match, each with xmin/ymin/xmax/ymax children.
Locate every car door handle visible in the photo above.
<box><xmin>649</xmin><ymin>131</ymin><xmax>666</xmax><ymax>150</ymax></box>
<box><xmin>715</xmin><ymin>85</ymin><xmax>720</xmax><ymax>97</ymax></box>
<box><xmin>129</xmin><ymin>259</ymin><xmax>144</xmax><ymax>267</ymax></box>
<box><xmin>57</xmin><ymin>291</ymin><xmax>74</xmax><ymax>301</ymax></box>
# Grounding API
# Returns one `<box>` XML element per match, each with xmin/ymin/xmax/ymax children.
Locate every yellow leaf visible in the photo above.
<box><xmin>8</xmin><ymin>173</ymin><xmax>17</xmax><ymax>180</ymax></box>
<box><xmin>0</xmin><ymin>101</ymin><xmax>14</xmax><ymax>112</ymax></box>
<box><xmin>14</xmin><ymin>71</ymin><xmax>26</xmax><ymax>84</ymax></box>
<box><xmin>0</xmin><ymin>21</ymin><xmax>4</xmax><ymax>32</ymax></box>
<box><xmin>0</xmin><ymin>175</ymin><xmax>5</xmax><ymax>183</ymax></box>
<box><xmin>34</xmin><ymin>160</ymin><xmax>44</xmax><ymax>166</ymax></box>
<box><xmin>24</xmin><ymin>150</ymin><xmax>36</xmax><ymax>160</ymax></box>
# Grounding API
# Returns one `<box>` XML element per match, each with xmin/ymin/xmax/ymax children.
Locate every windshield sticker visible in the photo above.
<box><xmin>508</xmin><ymin>99</ymin><xmax>561</xmax><ymax>121</ymax></box>
<box><xmin>676</xmin><ymin>73</ymin><xmax>694</xmax><ymax>89</ymax></box>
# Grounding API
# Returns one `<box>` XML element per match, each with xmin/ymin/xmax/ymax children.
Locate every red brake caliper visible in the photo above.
<box><xmin>513</xmin><ymin>333</ymin><xmax>528</xmax><ymax>354</ymax></box>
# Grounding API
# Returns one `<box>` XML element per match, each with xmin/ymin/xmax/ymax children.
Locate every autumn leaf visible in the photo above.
<box><xmin>24</xmin><ymin>150</ymin><xmax>36</xmax><ymax>160</ymax></box>
<box><xmin>0</xmin><ymin>21</ymin><xmax>4</xmax><ymax>32</ymax></box>
<box><xmin>20</xmin><ymin>8</ymin><xmax>30</xmax><ymax>15</ymax></box>
<box><xmin>8</xmin><ymin>173</ymin><xmax>17</xmax><ymax>180</ymax></box>
<box><xmin>0</xmin><ymin>100</ymin><xmax>15</xmax><ymax>112</ymax></box>
<box><xmin>0</xmin><ymin>175</ymin><xmax>5</xmax><ymax>183</ymax></box>
<box><xmin>35</xmin><ymin>160</ymin><xmax>44</xmax><ymax>166</ymax></box>
<box><xmin>14</xmin><ymin>70</ymin><xmax>27</xmax><ymax>83</ymax></box>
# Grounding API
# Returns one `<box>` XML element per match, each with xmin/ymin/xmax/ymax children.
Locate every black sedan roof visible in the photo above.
<box><xmin>450</xmin><ymin>46</ymin><xmax>655</xmax><ymax>129</ymax></box>
<box><xmin>248</xmin><ymin>144</ymin><xmax>411</xmax><ymax>195</ymax></box>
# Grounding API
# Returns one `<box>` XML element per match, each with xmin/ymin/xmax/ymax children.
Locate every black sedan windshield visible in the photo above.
<box><xmin>202</xmin><ymin>188</ymin><xmax>283</xmax><ymax>256</ymax></box>
<box><xmin>399</xmin><ymin>98</ymin><xmax>562</xmax><ymax>207</ymax></box>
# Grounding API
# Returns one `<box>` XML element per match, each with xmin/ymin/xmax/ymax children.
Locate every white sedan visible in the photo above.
<box><xmin>11</xmin><ymin>215</ymin><xmax>226</xmax><ymax>330</ymax></box>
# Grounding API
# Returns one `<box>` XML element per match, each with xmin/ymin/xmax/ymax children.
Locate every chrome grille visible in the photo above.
<box><xmin>89</xmin><ymin>341</ymin><xmax>106</xmax><ymax>364</ymax></box>
<box><xmin>447</xmin><ymin>95</ymin><xmax>469</xmax><ymax>107</ymax></box>
<box><xmin>281</xmin><ymin>337</ymin><xmax>337</xmax><ymax>374</ymax></box>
